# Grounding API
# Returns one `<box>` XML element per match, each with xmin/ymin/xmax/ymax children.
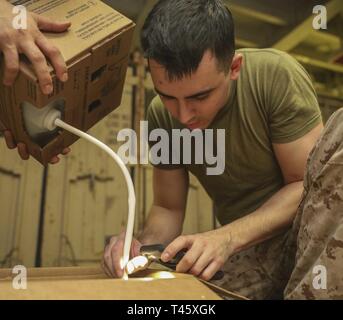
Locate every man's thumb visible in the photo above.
<box><xmin>35</xmin><ymin>14</ymin><xmax>71</xmax><ymax>33</ymax></box>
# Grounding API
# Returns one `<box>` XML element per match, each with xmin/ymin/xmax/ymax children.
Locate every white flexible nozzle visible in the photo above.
<box><xmin>25</xmin><ymin>104</ymin><xmax>136</xmax><ymax>279</ymax></box>
<box><xmin>43</xmin><ymin>109</ymin><xmax>62</xmax><ymax>131</ymax></box>
<box><xmin>22</xmin><ymin>101</ymin><xmax>62</xmax><ymax>138</ymax></box>
<box><xmin>53</xmin><ymin>117</ymin><xmax>136</xmax><ymax>280</ymax></box>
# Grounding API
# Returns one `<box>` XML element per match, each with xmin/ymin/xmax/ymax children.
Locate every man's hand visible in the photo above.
<box><xmin>161</xmin><ymin>229</ymin><xmax>234</xmax><ymax>281</ymax></box>
<box><xmin>102</xmin><ymin>231</ymin><xmax>142</xmax><ymax>278</ymax></box>
<box><xmin>0</xmin><ymin>1</ymin><xmax>72</xmax><ymax>163</ymax></box>
<box><xmin>2</xmin><ymin>129</ymin><xmax>70</xmax><ymax>164</ymax></box>
<box><xmin>0</xmin><ymin>0</ymin><xmax>71</xmax><ymax>93</ymax></box>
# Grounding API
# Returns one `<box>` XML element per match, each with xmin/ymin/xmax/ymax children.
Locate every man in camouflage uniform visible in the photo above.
<box><xmin>213</xmin><ymin>109</ymin><xmax>343</xmax><ymax>299</ymax></box>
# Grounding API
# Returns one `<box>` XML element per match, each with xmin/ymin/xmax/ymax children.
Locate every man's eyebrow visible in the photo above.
<box><xmin>154</xmin><ymin>87</ymin><xmax>216</xmax><ymax>99</ymax></box>
<box><xmin>154</xmin><ymin>87</ymin><xmax>175</xmax><ymax>99</ymax></box>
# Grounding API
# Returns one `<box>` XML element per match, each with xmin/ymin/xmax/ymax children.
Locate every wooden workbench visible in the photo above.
<box><xmin>0</xmin><ymin>266</ymin><xmax>246</xmax><ymax>300</ymax></box>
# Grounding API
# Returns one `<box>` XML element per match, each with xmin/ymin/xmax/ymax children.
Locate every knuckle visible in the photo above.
<box><xmin>17</xmin><ymin>28</ymin><xmax>28</xmax><ymax>36</ymax></box>
<box><xmin>31</xmin><ymin>53</ymin><xmax>45</xmax><ymax>64</ymax></box>
<box><xmin>214</xmin><ymin>257</ymin><xmax>225</xmax><ymax>268</ymax></box>
<box><xmin>215</xmin><ymin>257</ymin><xmax>224</xmax><ymax>266</ymax></box>
<box><xmin>111</xmin><ymin>241</ymin><xmax>122</xmax><ymax>253</ymax></box>
<box><xmin>32</xmin><ymin>29</ymin><xmax>42</xmax><ymax>37</ymax></box>
<box><xmin>109</xmin><ymin>236</ymin><xmax>118</xmax><ymax>245</ymax></box>
<box><xmin>110</xmin><ymin>243</ymin><xmax>118</xmax><ymax>253</ymax></box>
<box><xmin>200</xmin><ymin>241</ymin><xmax>207</xmax><ymax>249</ymax></box>
<box><xmin>0</xmin><ymin>30</ymin><xmax>13</xmax><ymax>43</ymax></box>
<box><xmin>178</xmin><ymin>235</ymin><xmax>187</xmax><ymax>243</ymax></box>
<box><xmin>18</xmin><ymin>30</ymin><xmax>34</xmax><ymax>42</ymax></box>
<box><xmin>104</xmin><ymin>254</ymin><xmax>111</xmax><ymax>261</ymax></box>
<box><xmin>41</xmin><ymin>77</ymin><xmax>52</xmax><ymax>86</ymax></box>
<box><xmin>114</xmin><ymin>237</ymin><xmax>123</xmax><ymax>246</ymax></box>
<box><xmin>182</xmin><ymin>256</ymin><xmax>192</xmax><ymax>266</ymax></box>
<box><xmin>200</xmin><ymin>237</ymin><xmax>207</xmax><ymax>245</ymax></box>
<box><xmin>48</xmin><ymin>45</ymin><xmax>60</xmax><ymax>57</ymax></box>
<box><xmin>5</xmin><ymin>65</ymin><xmax>18</xmax><ymax>75</ymax></box>
<box><xmin>190</xmin><ymin>267</ymin><xmax>201</xmax><ymax>276</ymax></box>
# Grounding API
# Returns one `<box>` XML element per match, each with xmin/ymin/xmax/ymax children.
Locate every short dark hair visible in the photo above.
<box><xmin>141</xmin><ymin>0</ymin><xmax>235</xmax><ymax>80</ymax></box>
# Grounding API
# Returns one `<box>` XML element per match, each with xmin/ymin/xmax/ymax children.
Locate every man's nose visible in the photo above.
<box><xmin>178</xmin><ymin>101</ymin><xmax>195</xmax><ymax>125</ymax></box>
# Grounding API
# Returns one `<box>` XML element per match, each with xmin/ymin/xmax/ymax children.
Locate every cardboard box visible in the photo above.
<box><xmin>0</xmin><ymin>266</ymin><xmax>228</xmax><ymax>300</ymax></box>
<box><xmin>0</xmin><ymin>0</ymin><xmax>135</xmax><ymax>165</ymax></box>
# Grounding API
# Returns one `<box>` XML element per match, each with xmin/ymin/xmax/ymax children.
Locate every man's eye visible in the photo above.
<box><xmin>194</xmin><ymin>95</ymin><xmax>209</xmax><ymax>101</ymax></box>
<box><xmin>160</xmin><ymin>95</ymin><xmax>173</xmax><ymax>100</ymax></box>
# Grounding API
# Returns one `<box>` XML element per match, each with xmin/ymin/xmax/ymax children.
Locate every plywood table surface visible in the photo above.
<box><xmin>0</xmin><ymin>266</ymin><xmax>223</xmax><ymax>300</ymax></box>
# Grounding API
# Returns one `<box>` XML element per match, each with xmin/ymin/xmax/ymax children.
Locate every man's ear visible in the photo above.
<box><xmin>230</xmin><ymin>54</ymin><xmax>243</xmax><ymax>81</ymax></box>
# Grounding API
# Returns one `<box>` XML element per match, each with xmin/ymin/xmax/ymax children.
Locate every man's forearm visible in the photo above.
<box><xmin>137</xmin><ymin>204</ymin><xmax>184</xmax><ymax>245</ymax></box>
<box><xmin>220</xmin><ymin>181</ymin><xmax>304</xmax><ymax>255</ymax></box>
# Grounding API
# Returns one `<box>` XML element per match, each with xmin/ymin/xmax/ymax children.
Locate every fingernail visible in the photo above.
<box><xmin>61</xmin><ymin>73</ymin><xmax>68</xmax><ymax>82</ymax></box>
<box><xmin>44</xmin><ymin>84</ymin><xmax>53</xmax><ymax>95</ymax></box>
<box><xmin>162</xmin><ymin>253</ymin><xmax>170</xmax><ymax>261</ymax></box>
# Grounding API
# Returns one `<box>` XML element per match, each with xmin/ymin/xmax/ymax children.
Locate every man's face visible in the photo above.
<box><xmin>149</xmin><ymin>50</ymin><xmax>241</xmax><ymax>129</ymax></box>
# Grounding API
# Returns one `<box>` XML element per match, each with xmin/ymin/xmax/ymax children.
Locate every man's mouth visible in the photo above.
<box><xmin>186</xmin><ymin>121</ymin><xmax>201</xmax><ymax>129</ymax></box>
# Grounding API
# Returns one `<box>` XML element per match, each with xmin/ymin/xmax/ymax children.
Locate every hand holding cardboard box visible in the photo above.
<box><xmin>0</xmin><ymin>0</ymin><xmax>135</xmax><ymax>165</ymax></box>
